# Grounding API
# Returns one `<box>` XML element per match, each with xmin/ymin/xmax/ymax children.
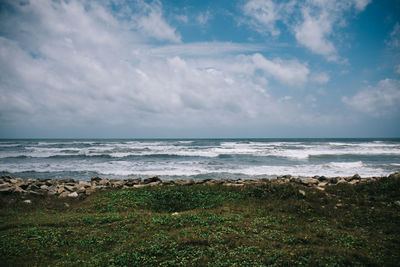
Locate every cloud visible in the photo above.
<box><xmin>294</xmin><ymin>7</ymin><xmax>337</xmax><ymax>61</ymax></box>
<box><xmin>0</xmin><ymin>0</ymin><xmax>339</xmax><ymax>137</ymax></box>
<box><xmin>242</xmin><ymin>0</ymin><xmax>281</xmax><ymax>36</ymax></box>
<box><xmin>311</xmin><ymin>72</ymin><xmax>330</xmax><ymax>84</ymax></box>
<box><xmin>242</xmin><ymin>0</ymin><xmax>372</xmax><ymax>61</ymax></box>
<box><xmin>342</xmin><ymin>79</ymin><xmax>400</xmax><ymax>116</ymax></box>
<box><xmin>135</xmin><ymin>0</ymin><xmax>181</xmax><ymax>43</ymax></box>
<box><xmin>196</xmin><ymin>10</ymin><xmax>212</xmax><ymax>25</ymax></box>
<box><xmin>385</xmin><ymin>22</ymin><xmax>400</xmax><ymax>49</ymax></box>
<box><xmin>252</xmin><ymin>53</ymin><xmax>309</xmax><ymax>85</ymax></box>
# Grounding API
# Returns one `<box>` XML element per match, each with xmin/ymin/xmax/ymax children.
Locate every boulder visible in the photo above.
<box><xmin>301</xmin><ymin>178</ymin><xmax>319</xmax><ymax>186</ymax></box>
<box><xmin>78</xmin><ymin>181</ymin><xmax>91</xmax><ymax>187</ymax></box>
<box><xmin>91</xmin><ymin>176</ymin><xmax>102</xmax><ymax>182</ymax></box>
<box><xmin>143</xmin><ymin>176</ymin><xmax>161</xmax><ymax>184</ymax></box>
<box><xmin>124</xmin><ymin>178</ymin><xmax>142</xmax><ymax>186</ymax></box>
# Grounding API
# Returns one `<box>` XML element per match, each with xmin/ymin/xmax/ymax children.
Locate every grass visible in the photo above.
<box><xmin>1</xmin><ymin>177</ymin><xmax>399</xmax><ymax>266</ymax></box>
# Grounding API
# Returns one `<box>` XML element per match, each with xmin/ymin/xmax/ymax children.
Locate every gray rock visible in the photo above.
<box><xmin>124</xmin><ymin>178</ymin><xmax>142</xmax><ymax>186</ymax></box>
<box><xmin>23</xmin><ymin>199</ymin><xmax>32</xmax><ymax>204</ymax></box>
<box><xmin>91</xmin><ymin>176</ymin><xmax>102</xmax><ymax>182</ymax></box>
<box><xmin>299</xmin><ymin>190</ymin><xmax>306</xmax><ymax>196</ymax></box>
<box><xmin>143</xmin><ymin>176</ymin><xmax>161</xmax><ymax>184</ymax></box>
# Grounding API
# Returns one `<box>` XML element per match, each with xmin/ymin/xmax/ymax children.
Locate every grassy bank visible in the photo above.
<box><xmin>1</xmin><ymin>176</ymin><xmax>400</xmax><ymax>266</ymax></box>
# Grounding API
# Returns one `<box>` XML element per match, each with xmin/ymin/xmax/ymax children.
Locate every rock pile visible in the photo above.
<box><xmin>0</xmin><ymin>172</ymin><xmax>398</xmax><ymax>199</ymax></box>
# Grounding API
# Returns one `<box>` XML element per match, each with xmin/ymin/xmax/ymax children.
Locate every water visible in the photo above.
<box><xmin>0</xmin><ymin>138</ymin><xmax>399</xmax><ymax>181</ymax></box>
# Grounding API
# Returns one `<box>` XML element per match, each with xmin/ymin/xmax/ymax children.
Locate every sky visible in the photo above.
<box><xmin>0</xmin><ymin>0</ymin><xmax>399</xmax><ymax>138</ymax></box>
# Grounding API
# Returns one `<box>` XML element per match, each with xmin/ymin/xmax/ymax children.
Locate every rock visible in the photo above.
<box><xmin>67</xmin><ymin>192</ymin><xmax>78</xmax><ymax>198</ymax></box>
<box><xmin>13</xmin><ymin>187</ymin><xmax>27</xmax><ymax>194</ymax></box>
<box><xmin>40</xmin><ymin>185</ymin><xmax>49</xmax><ymax>190</ymax></box>
<box><xmin>388</xmin><ymin>172</ymin><xmax>400</xmax><ymax>179</ymax></box>
<box><xmin>223</xmin><ymin>183</ymin><xmax>244</xmax><ymax>187</ymax></box>
<box><xmin>316</xmin><ymin>186</ymin><xmax>325</xmax><ymax>191</ymax></box>
<box><xmin>59</xmin><ymin>192</ymin><xmax>70</xmax><ymax>198</ymax></box>
<box><xmin>318</xmin><ymin>182</ymin><xmax>328</xmax><ymax>187</ymax></box>
<box><xmin>394</xmin><ymin>200</ymin><xmax>400</xmax><ymax>207</ymax></box>
<box><xmin>337</xmin><ymin>179</ymin><xmax>347</xmax><ymax>184</ymax></box>
<box><xmin>173</xmin><ymin>179</ymin><xmax>194</xmax><ymax>185</ymax></box>
<box><xmin>299</xmin><ymin>190</ymin><xmax>306</xmax><ymax>196</ymax></box>
<box><xmin>57</xmin><ymin>186</ymin><xmax>65</xmax><ymax>194</ymax></box>
<box><xmin>77</xmin><ymin>186</ymin><xmax>86</xmax><ymax>193</ymax></box>
<box><xmin>351</xmin><ymin>174</ymin><xmax>361</xmax><ymax>180</ymax></box>
<box><xmin>171</xmin><ymin>212</ymin><xmax>179</xmax><ymax>216</ymax></box>
<box><xmin>0</xmin><ymin>184</ymin><xmax>13</xmax><ymax>193</ymax></box>
<box><xmin>124</xmin><ymin>178</ymin><xmax>142</xmax><ymax>186</ymax></box>
<box><xmin>349</xmin><ymin>180</ymin><xmax>359</xmax><ymax>185</ymax></box>
<box><xmin>98</xmin><ymin>179</ymin><xmax>110</xmax><ymax>186</ymax></box>
<box><xmin>143</xmin><ymin>176</ymin><xmax>161</xmax><ymax>184</ymax></box>
<box><xmin>23</xmin><ymin>200</ymin><xmax>32</xmax><ymax>204</ymax></box>
<box><xmin>64</xmin><ymin>203</ymin><xmax>70</xmax><ymax>207</ymax></box>
<box><xmin>91</xmin><ymin>176</ymin><xmax>102</xmax><ymax>182</ymax></box>
<box><xmin>58</xmin><ymin>178</ymin><xmax>75</xmax><ymax>183</ymax></box>
<box><xmin>133</xmin><ymin>184</ymin><xmax>148</xmax><ymax>188</ymax></box>
<box><xmin>301</xmin><ymin>178</ymin><xmax>319</xmax><ymax>186</ymax></box>
<box><xmin>85</xmin><ymin>188</ymin><xmax>97</xmax><ymax>195</ymax></box>
<box><xmin>318</xmin><ymin>176</ymin><xmax>328</xmax><ymax>182</ymax></box>
<box><xmin>78</xmin><ymin>181</ymin><xmax>91</xmax><ymax>187</ymax></box>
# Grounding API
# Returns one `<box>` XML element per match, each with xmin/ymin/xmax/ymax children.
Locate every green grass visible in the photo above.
<box><xmin>1</xmin><ymin>177</ymin><xmax>400</xmax><ymax>266</ymax></box>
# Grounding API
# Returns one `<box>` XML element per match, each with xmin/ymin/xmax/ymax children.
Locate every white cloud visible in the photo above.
<box><xmin>342</xmin><ymin>79</ymin><xmax>400</xmax><ymax>116</ymax></box>
<box><xmin>242</xmin><ymin>0</ymin><xmax>372</xmax><ymax>61</ymax></box>
<box><xmin>243</xmin><ymin>0</ymin><xmax>281</xmax><ymax>36</ymax></box>
<box><xmin>294</xmin><ymin>8</ymin><xmax>337</xmax><ymax>61</ymax></box>
<box><xmin>311</xmin><ymin>72</ymin><xmax>330</xmax><ymax>84</ymax></box>
<box><xmin>0</xmin><ymin>0</ymin><xmax>338</xmax><ymax>137</ymax></box>
<box><xmin>197</xmin><ymin>10</ymin><xmax>212</xmax><ymax>25</ymax></box>
<box><xmin>252</xmin><ymin>53</ymin><xmax>309</xmax><ymax>85</ymax></box>
<box><xmin>136</xmin><ymin>0</ymin><xmax>181</xmax><ymax>43</ymax></box>
<box><xmin>386</xmin><ymin>22</ymin><xmax>400</xmax><ymax>49</ymax></box>
<box><xmin>353</xmin><ymin>0</ymin><xmax>372</xmax><ymax>11</ymax></box>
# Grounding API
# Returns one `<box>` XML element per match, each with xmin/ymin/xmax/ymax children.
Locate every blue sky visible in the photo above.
<box><xmin>0</xmin><ymin>0</ymin><xmax>399</xmax><ymax>138</ymax></box>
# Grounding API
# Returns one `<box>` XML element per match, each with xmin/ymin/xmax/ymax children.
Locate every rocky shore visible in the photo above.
<box><xmin>1</xmin><ymin>173</ymin><xmax>399</xmax><ymax>200</ymax></box>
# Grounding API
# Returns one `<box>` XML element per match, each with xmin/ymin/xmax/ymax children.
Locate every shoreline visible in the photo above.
<box><xmin>1</xmin><ymin>172</ymin><xmax>399</xmax><ymax>199</ymax></box>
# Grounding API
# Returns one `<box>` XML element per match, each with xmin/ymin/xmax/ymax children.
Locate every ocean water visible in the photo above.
<box><xmin>0</xmin><ymin>139</ymin><xmax>399</xmax><ymax>181</ymax></box>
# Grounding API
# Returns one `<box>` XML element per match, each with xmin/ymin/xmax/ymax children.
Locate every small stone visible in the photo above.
<box><xmin>23</xmin><ymin>199</ymin><xmax>32</xmax><ymax>204</ymax></box>
<box><xmin>171</xmin><ymin>212</ymin><xmax>179</xmax><ymax>216</ymax></box>
<box><xmin>67</xmin><ymin>192</ymin><xmax>78</xmax><ymax>198</ymax></box>
<box><xmin>299</xmin><ymin>190</ymin><xmax>306</xmax><ymax>196</ymax></box>
<box><xmin>394</xmin><ymin>200</ymin><xmax>400</xmax><ymax>207</ymax></box>
<box><xmin>64</xmin><ymin>203</ymin><xmax>70</xmax><ymax>207</ymax></box>
<box><xmin>316</xmin><ymin>186</ymin><xmax>325</xmax><ymax>191</ymax></box>
<box><xmin>351</xmin><ymin>174</ymin><xmax>361</xmax><ymax>180</ymax></box>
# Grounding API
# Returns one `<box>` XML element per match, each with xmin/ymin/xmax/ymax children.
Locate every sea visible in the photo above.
<box><xmin>0</xmin><ymin>138</ymin><xmax>399</xmax><ymax>181</ymax></box>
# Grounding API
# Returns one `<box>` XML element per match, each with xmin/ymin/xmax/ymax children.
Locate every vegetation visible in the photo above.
<box><xmin>1</xmin><ymin>177</ymin><xmax>400</xmax><ymax>266</ymax></box>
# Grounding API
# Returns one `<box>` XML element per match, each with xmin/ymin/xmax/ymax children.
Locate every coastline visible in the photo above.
<box><xmin>1</xmin><ymin>172</ymin><xmax>399</xmax><ymax>199</ymax></box>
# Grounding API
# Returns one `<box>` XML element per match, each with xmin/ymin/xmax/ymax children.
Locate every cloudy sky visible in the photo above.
<box><xmin>0</xmin><ymin>0</ymin><xmax>399</xmax><ymax>138</ymax></box>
